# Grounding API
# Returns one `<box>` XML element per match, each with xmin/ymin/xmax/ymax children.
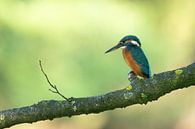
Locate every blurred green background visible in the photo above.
<box><xmin>0</xmin><ymin>0</ymin><xmax>195</xmax><ymax>129</ymax></box>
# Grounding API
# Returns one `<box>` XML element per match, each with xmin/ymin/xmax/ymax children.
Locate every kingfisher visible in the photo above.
<box><xmin>105</xmin><ymin>35</ymin><xmax>151</xmax><ymax>79</ymax></box>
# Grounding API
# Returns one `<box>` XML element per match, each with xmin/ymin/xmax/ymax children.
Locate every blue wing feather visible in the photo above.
<box><xmin>127</xmin><ymin>45</ymin><xmax>151</xmax><ymax>78</ymax></box>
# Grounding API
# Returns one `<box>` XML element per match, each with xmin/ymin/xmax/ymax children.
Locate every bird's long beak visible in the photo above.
<box><xmin>105</xmin><ymin>43</ymin><xmax>122</xmax><ymax>54</ymax></box>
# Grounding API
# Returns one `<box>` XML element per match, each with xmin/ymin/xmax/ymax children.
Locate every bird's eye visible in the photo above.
<box><xmin>118</xmin><ymin>42</ymin><xmax>123</xmax><ymax>46</ymax></box>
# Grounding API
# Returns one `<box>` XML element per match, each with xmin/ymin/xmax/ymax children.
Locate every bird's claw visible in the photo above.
<box><xmin>128</xmin><ymin>71</ymin><xmax>137</xmax><ymax>82</ymax></box>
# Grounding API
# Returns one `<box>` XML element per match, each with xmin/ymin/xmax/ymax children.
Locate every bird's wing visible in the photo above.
<box><xmin>128</xmin><ymin>46</ymin><xmax>151</xmax><ymax>78</ymax></box>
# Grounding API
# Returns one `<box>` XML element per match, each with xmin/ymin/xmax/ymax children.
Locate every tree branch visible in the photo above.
<box><xmin>0</xmin><ymin>63</ymin><xmax>195</xmax><ymax>128</ymax></box>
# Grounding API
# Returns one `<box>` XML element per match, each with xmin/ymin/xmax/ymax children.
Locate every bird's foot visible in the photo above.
<box><xmin>128</xmin><ymin>71</ymin><xmax>137</xmax><ymax>82</ymax></box>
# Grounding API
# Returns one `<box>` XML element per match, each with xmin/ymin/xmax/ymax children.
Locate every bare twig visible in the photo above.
<box><xmin>39</xmin><ymin>60</ymin><xmax>68</xmax><ymax>101</ymax></box>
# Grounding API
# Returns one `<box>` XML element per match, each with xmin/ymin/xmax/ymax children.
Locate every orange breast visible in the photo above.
<box><xmin>122</xmin><ymin>48</ymin><xmax>144</xmax><ymax>77</ymax></box>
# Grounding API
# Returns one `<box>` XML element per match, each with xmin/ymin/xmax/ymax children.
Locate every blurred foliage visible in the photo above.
<box><xmin>0</xmin><ymin>0</ymin><xmax>195</xmax><ymax>129</ymax></box>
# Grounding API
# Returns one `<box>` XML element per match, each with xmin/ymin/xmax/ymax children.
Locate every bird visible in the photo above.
<box><xmin>105</xmin><ymin>35</ymin><xmax>151</xmax><ymax>79</ymax></box>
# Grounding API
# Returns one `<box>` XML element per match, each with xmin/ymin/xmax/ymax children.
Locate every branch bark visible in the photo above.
<box><xmin>0</xmin><ymin>63</ymin><xmax>195</xmax><ymax>128</ymax></box>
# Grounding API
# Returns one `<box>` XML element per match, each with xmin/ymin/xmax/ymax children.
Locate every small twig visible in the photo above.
<box><xmin>39</xmin><ymin>60</ymin><xmax>68</xmax><ymax>101</ymax></box>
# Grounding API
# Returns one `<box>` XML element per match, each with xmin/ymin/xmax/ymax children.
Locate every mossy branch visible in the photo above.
<box><xmin>0</xmin><ymin>63</ymin><xmax>195</xmax><ymax>128</ymax></box>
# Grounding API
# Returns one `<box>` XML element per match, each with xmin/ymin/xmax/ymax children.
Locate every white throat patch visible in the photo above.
<box><xmin>121</xmin><ymin>46</ymin><xmax>126</xmax><ymax>49</ymax></box>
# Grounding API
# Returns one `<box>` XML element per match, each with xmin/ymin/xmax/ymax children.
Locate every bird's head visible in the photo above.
<box><xmin>105</xmin><ymin>35</ymin><xmax>141</xmax><ymax>53</ymax></box>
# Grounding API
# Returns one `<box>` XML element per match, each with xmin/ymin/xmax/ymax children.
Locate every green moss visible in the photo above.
<box><xmin>141</xmin><ymin>93</ymin><xmax>147</xmax><ymax>98</ymax></box>
<box><xmin>126</xmin><ymin>85</ymin><xmax>133</xmax><ymax>91</ymax></box>
<box><xmin>175</xmin><ymin>69</ymin><xmax>183</xmax><ymax>75</ymax></box>
<box><xmin>172</xmin><ymin>79</ymin><xmax>177</xmax><ymax>83</ymax></box>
